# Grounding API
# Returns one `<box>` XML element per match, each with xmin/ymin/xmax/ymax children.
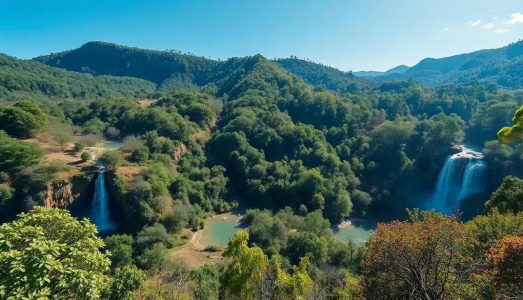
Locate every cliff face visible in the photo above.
<box><xmin>43</xmin><ymin>173</ymin><xmax>95</xmax><ymax>209</ymax></box>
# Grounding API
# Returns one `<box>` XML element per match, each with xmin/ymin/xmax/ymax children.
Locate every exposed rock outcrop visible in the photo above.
<box><xmin>43</xmin><ymin>173</ymin><xmax>95</xmax><ymax>209</ymax></box>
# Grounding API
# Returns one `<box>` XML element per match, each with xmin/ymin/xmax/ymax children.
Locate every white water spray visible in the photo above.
<box><xmin>89</xmin><ymin>166</ymin><xmax>115</xmax><ymax>233</ymax></box>
<box><xmin>429</xmin><ymin>146</ymin><xmax>487</xmax><ymax>215</ymax></box>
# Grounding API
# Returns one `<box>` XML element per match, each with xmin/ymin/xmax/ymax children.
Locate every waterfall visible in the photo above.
<box><xmin>459</xmin><ymin>160</ymin><xmax>487</xmax><ymax>200</ymax></box>
<box><xmin>429</xmin><ymin>146</ymin><xmax>487</xmax><ymax>215</ymax></box>
<box><xmin>89</xmin><ymin>166</ymin><xmax>115</xmax><ymax>233</ymax></box>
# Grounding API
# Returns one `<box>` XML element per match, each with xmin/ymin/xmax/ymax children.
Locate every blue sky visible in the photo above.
<box><xmin>1</xmin><ymin>0</ymin><xmax>522</xmax><ymax>71</ymax></box>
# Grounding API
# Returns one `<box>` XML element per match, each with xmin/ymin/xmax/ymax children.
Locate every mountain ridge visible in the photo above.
<box><xmin>356</xmin><ymin>40</ymin><xmax>523</xmax><ymax>88</ymax></box>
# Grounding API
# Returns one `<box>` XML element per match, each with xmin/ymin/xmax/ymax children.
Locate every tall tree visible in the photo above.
<box><xmin>221</xmin><ymin>231</ymin><xmax>268</xmax><ymax>299</ymax></box>
<box><xmin>362</xmin><ymin>210</ymin><xmax>474</xmax><ymax>300</ymax></box>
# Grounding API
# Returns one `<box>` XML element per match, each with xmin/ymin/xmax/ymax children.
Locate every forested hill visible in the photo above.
<box><xmin>275</xmin><ymin>58</ymin><xmax>371</xmax><ymax>92</ymax></box>
<box><xmin>0</xmin><ymin>53</ymin><xmax>156</xmax><ymax>99</ymax></box>
<box><xmin>29</xmin><ymin>40</ymin><xmax>523</xmax><ymax>94</ymax></box>
<box><xmin>363</xmin><ymin>40</ymin><xmax>523</xmax><ymax>89</ymax></box>
<box><xmin>35</xmin><ymin>41</ymin><xmax>220</xmax><ymax>90</ymax></box>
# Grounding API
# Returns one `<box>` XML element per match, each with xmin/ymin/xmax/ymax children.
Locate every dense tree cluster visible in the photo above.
<box><xmin>0</xmin><ymin>54</ymin><xmax>156</xmax><ymax>99</ymax></box>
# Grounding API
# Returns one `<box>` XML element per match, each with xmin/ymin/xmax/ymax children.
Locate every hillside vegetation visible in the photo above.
<box><xmin>0</xmin><ymin>41</ymin><xmax>523</xmax><ymax>299</ymax></box>
<box><xmin>0</xmin><ymin>53</ymin><xmax>156</xmax><ymax>99</ymax></box>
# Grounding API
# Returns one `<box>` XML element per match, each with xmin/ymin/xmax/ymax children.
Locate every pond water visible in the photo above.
<box><xmin>201</xmin><ymin>216</ymin><xmax>243</xmax><ymax>246</ymax></box>
<box><xmin>334</xmin><ymin>219</ymin><xmax>376</xmax><ymax>244</ymax></box>
<box><xmin>101</xmin><ymin>140</ymin><xmax>123</xmax><ymax>150</ymax></box>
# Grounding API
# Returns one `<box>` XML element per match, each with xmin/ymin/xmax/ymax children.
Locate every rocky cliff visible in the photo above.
<box><xmin>43</xmin><ymin>173</ymin><xmax>95</xmax><ymax>209</ymax></box>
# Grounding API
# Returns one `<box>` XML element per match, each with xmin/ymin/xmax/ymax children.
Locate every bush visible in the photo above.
<box><xmin>105</xmin><ymin>126</ymin><xmax>121</xmax><ymax>139</ymax></box>
<box><xmin>121</xmin><ymin>135</ymin><xmax>143</xmax><ymax>152</ymax></box>
<box><xmin>0</xmin><ymin>184</ymin><xmax>13</xmax><ymax>205</ymax></box>
<box><xmin>204</xmin><ymin>245</ymin><xmax>222</xmax><ymax>252</ymax></box>
<box><xmin>130</xmin><ymin>147</ymin><xmax>149</xmax><ymax>162</ymax></box>
<box><xmin>74</xmin><ymin>141</ymin><xmax>86</xmax><ymax>152</ymax></box>
<box><xmin>104</xmin><ymin>234</ymin><xmax>134</xmax><ymax>268</ymax></box>
<box><xmin>98</xmin><ymin>151</ymin><xmax>124</xmax><ymax>169</ymax></box>
<box><xmin>0</xmin><ymin>100</ymin><xmax>47</xmax><ymax>138</ymax></box>
<box><xmin>77</xmin><ymin>134</ymin><xmax>102</xmax><ymax>147</ymax></box>
<box><xmin>81</xmin><ymin>151</ymin><xmax>91</xmax><ymax>162</ymax></box>
<box><xmin>0</xmin><ymin>172</ymin><xmax>9</xmax><ymax>183</ymax></box>
<box><xmin>0</xmin><ymin>131</ymin><xmax>43</xmax><ymax>175</ymax></box>
<box><xmin>137</xmin><ymin>243</ymin><xmax>169</xmax><ymax>270</ymax></box>
<box><xmin>135</xmin><ymin>223</ymin><xmax>173</xmax><ymax>250</ymax></box>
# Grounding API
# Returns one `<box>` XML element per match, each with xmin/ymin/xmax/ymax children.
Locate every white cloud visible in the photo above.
<box><xmin>468</xmin><ymin>19</ymin><xmax>482</xmax><ymax>27</ymax></box>
<box><xmin>483</xmin><ymin>22</ymin><xmax>494</xmax><ymax>29</ymax></box>
<box><xmin>440</xmin><ymin>27</ymin><xmax>449</xmax><ymax>32</ymax></box>
<box><xmin>494</xmin><ymin>28</ymin><xmax>510</xmax><ymax>34</ymax></box>
<box><xmin>507</xmin><ymin>12</ymin><xmax>523</xmax><ymax>24</ymax></box>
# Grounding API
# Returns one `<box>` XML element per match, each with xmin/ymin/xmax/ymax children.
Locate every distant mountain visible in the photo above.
<box><xmin>35</xmin><ymin>41</ymin><xmax>220</xmax><ymax>90</ymax></box>
<box><xmin>31</xmin><ymin>40</ymin><xmax>523</xmax><ymax>95</ymax></box>
<box><xmin>0</xmin><ymin>53</ymin><xmax>156</xmax><ymax>99</ymax></box>
<box><xmin>275</xmin><ymin>58</ymin><xmax>370</xmax><ymax>92</ymax></box>
<box><xmin>36</xmin><ymin>42</ymin><xmax>372</xmax><ymax>94</ymax></box>
<box><xmin>356</xmin><ymin>40</ymin><xmax>523</xmax><ymax>89</ymax></box>
<box><xmin>353</xmin><ymin>65</ymin><xmax>409</xmax><ymax>78</ymax></box>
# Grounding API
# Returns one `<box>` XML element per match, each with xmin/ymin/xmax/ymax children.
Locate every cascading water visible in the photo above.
<box><xmin>429</xmin><ymin>146</ymin><xmax>487</xmax><ymax>215</ymax></box>
<box><xmin>89</xmin><ymin>166</ymin><xmax>115</xmax><ymax>233</ymax></box>
<box><xmin>459</xmin><ymin>160</ymin><xmax>487</xmax><ymax>200</ymax></box>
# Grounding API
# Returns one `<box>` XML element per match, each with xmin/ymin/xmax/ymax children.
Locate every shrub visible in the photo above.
<box><xmin>130</xmin><ymin>147</ymin><xmax>149</xmax><ymax>162</ymax></box>
<box><xmin>98</xmin><ymin>151</ymin><xmax>124</xmax><ymax>169</ymax></box>
<box><xmin>105</xmin><ymin>126</ymin><xmax>121</xmax><ymax>139</ymax></box>
<box><xmin>81</xmin><ymin>151</ymin><xmax>91</xmax><ymax>162</ymax></box>
<box><xmin>204</xmin><ymin>245</ymin><xmax>222</xmax><ymax>252</ymax></box>
<box><xmin>0</xmin><ymin>172</ymin><xmax>9</xmax><ymax>183</ymax></box>
<box><xmin>74</xmin><ymin>141</ymin><xmax>86</xmax><ymax>152</ymax></box>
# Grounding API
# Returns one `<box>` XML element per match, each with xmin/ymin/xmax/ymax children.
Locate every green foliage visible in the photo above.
<box><xmin>98</xmin><ymin>150</ymin><xmax>124</xmax><ymax>169</ymax></box>
<box><xmin>104</xmin><ymin>265</ymin><xmax>145</xmax><ymax>300</ymax></box>
<box><xmin>498</xmin><ymin>104</ymin><xmax>523</xmax><ymax>144</ymax></box>
<box><xmin>486</xmin><ymin>176</ymin><xmax>523</xmax><ymax>213</ymax></box>
<box><xmin>0</xmin><ymin>184</ymin><xmax>13</xmax><ymax>208</ymax></box>
<box><xmin>0</xmin><ymin>100</ymin><xmax>46</xmax><ymax>138</ymax></box>
<box><xmin>466</xmin><ymin>209</ymin><xmax>523</xmax><ymax>253</ymax></box>
<box><xmin>0</xmin><ymin>41</ymin><xmax>521</xmax><ymax>299</ymax></box>
<box><xmin>0</xmin><ymin>207</ymin><xmax>110</xmax><ymax>299</ymax></box>
<box><xmin>373</xmin><ymin>40</ymin><xmax>523</xmax><ymax>89</ymax></box>
<box><xmin>37</xmin><ymin>41</ymin><xmax>218</xmax><ymax>88</ymax></box>
<box><xmin>137</xmin><ymin>243</ymin><xmax>169</xmax><ymax>271</ymax></box>
<box><xmin>276</xmin><ymin>57</ymin><xmax>369</xmax><ymax>92</ymax></box>
<box><xmin>286</xmin><ymin>232</ymin><xmax>329</xmax><ymax>265</ymax></box>
<box><xmin>0</xmin><ymin>130</ymin><xmax>43</xmax><ymax>175</ymax></box>
<box><xmin>81</xmin><ymin>151</ymin><xmax>91</xmax><ymax>162</ymax></box>
<box><xmin>83</xmin><ymin>117</ymin><xmax>106</xmax><ymax>134</ymax></box>
<box><xmin>0</xmin><ymin>53</ymin><xmax>156</xmax><ymax>99</ymax></box>
<box><xmin>130</xmin><ymin>146</ymin><xmax>149</xmax><ymax>162</ymax></box>
<box><xmin>190</xmin><ymin>264</ymin><xmax>221</xmax><ymax>300</ymax></box>
<box><xmin>135</xmin><ymin>223</ymin><xmax>173</xmax><ymax>250</ymax></box>
<box><xmin>74</xmin><ymin>141</ymin><xmax>86</xmax><ymax>151</ymax></box>
<box><xmin>105</xmin><ymin>234</ymin><xmax>134</xmax><ymax>268</ymax></box>
<box><xmin>221</xmin><ymin>231</ymin><xmax>269</xmax><ymax>298</ymax></box>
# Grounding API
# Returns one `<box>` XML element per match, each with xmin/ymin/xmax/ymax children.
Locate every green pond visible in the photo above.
<box><xmin>202</xmin><ymin>217</ymin><xmax>243</xmax><ymax>246</ymax></box>
<box><xmin>334</xmin><ymin>220</ymin><xmax>375</xmax><ymax>244</ymax></box>
<box><xmin>101</xmin><ymin>140</ymin><xmax>123</xmax><ymax>149</ymax></box>
<box><xmin>201</xmin><ymin>215</ymin><xmax>375</xmax><ymax>246</ymax></box>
